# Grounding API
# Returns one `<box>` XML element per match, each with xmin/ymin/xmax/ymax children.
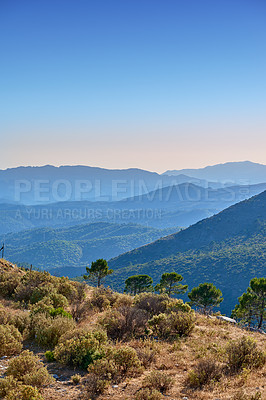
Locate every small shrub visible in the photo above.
<box><xmin>233</xmin><ymin>390</ymin><xmax>262</xmax><ymax>400</ymax></box>
<box><xmin>31</xmin><ymin>313</ymin><xmax>76</xmax><ymax>347</ymax></box>
<box><xmin>143</xmin><ymin>371</ymin><xmax>173</xmax><ymax>394</ymax></box>
<box><xmin>135</xmin><ymin>388</ymin><xmax>163</xmax><ymax>400</ymax></box>
<box><xmin>166</xmin><ymin>298</ymin><xmax>192</xmax><ymax>313</ymax></box>
<box><xmin>49</xmin><ymin>307</ymin><xmax>72</xmax><ymax>319</ymax></box>
<box><xmin>148</xmin><ymin>311</ymin><xmax>195</xmax><ymax>339</ymax></box>
<box><xmin>98</xmin><ymin>306</ymin><xmax>148</xmax><ymax>341</ymax></box>
<box><xmin>45</xmin><ymin>350</ymin><xmax>55</xmax><ymax>362</ymax></box>
<box><xmin>112</xmin><ymin>346</ymin><xmax>143</xmax><ymax>377</ymax></box>
<box><xmin>0</xmin><ymin>308</ymin><xmax>30</xmax><ymax>335</ymax></box>
<box><xmin>0</xmin><ymin>269</ymin><xmax>21</xmax><ymax>298</ymax></box>
<box><xmin>81</xmin><ymin>374</ymin><xmax>108</xmax><ymax>400</ymax></box>
<box><xmin>134</xmin><ymin>293</ymin><xmax>169</xmax><ymax>316</ymax></box>
<box><xmin>88</xmin><ymin>345</ymin><xmax>143</xmax><ymax>383</ymax></box>
<box><xmin>54</xmin><ymin>330</ymin><xmax>107</xmax><ymax>369</ymax></box>
<box><xmin>18</xmin><ymin>385</ymin><xmax>44</xmax><ymax>400</ymax></box>
<box><xmin>71</xmin><ymin>374</ymin><xmax>82</xmax><ymax>385</ymax></box>
<box><xmin>136</xmin><ymin>347</ymin><xmax>157</xmax><ymax>368</ymax></box>
<box><xmin>226</xmin><ymin>336</ymin><xmax>266</xmax><ymax>373</ymax></box>
<box><xmin>6</xmin><ymin>350</ymin><xmax>54</xmax><ymax>388</ymax></box>
<box><xmin>0</xmin><ymin>324</ymin><xmax>23</xmax><ymax>356</ymax></box>
<box><xmin>0</xmin><ymin>376</ymin><xmax>44</xmax><ymax>400</ymax></box>
<box><xmin>187</xmin><ymin>358</ymin><xmax>222</xmax><ymax>388</ymax></box>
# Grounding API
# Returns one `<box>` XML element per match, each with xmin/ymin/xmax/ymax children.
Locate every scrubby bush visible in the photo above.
<box><xmin>98</xmin><ymin>306</ymin><xmax>148</xmax><ymax>341</ymax></box>
<box><xmin>142</xmin><ymin>371</ymin><xmax>173</xmax><ymax>394</ymax></box>
<box><xmin>0</xmin><ymin>324</ymin><xmax>23</xmax><ymax>356</ymax></box>
<box><xmin>0</xmin><ymin>376</ymin><xmax>44</xmax><ymax>400</ymax></box>
<box><xmin>54</xmin><ymin>329</ymin><xmax>107</xmax><ymax>369</ymax></box>
<box><xmin>233</xmin><ymin>390</ymin><xmax>262</xmax><ymax>400</ymax></box>
<box><xmin>90</xmin><ymin>286</ymin><xmax>119</xmax><ymax>311</ymax></box>
<box><xmin>45</xmin><ymin>350</ymin><xmax>55</xmax><ymax>362</ymax></box>
<box><xmin>0</xmin><ymin>307</ymin><xmax>30</xmax><ymax>336</ymax></box>
<box><xmin>14</xmin><ymin>271</ymin><xmax>55</xmax><ymax>303</ymax></box>
<box><xmin>71</xmin><ymin>374</ymin><xmax>82</xmax><ymax>385</ymax></box>
<box><xmin>49</xmin><ymin>307</ymin><xmax>72</xmax><ymax>319</ymax></box>
<box><xmin>134</xmin><ymin>293</ymin><xmax>169</xmax><ymax>317</ymax></box>
<box><xmin>166</xmin><ymin>298</ymin><xmax>192</xmax><ymax>313</ymax></box>
<box><xmin>135</xmin><ymin>388</ymin><xmax>163</xmax><ymax>400</ymax></box>
<box><xmin>132</xmin><ymin>339</ymin><xmax>159</xmax><ymax>368</ymax></box>
<box><xmin>148</xmin><ymin>311</ymin><xmax>195</xmax><ymax>339</ymax></box>
<box><xmin>113</xmin><ymin>292</ymin><xmax>134</xmax><ymax>308</ymax></box>
<box><xmin>81</xmin><ymin>374</ymin><xmax>108</xmax><ymax>400</ymax></box>
<box><xmin>31</xmin><ymin>313</ymin><xmax>76</xmax><ymax>347</ymax></box>
<box><xmin>226</xmin><ymin>336</ymin><xmax>266</xmax><ymax>373</ymax></box>
<box><xmin>187</xmin><ymin>358</ymin><xmax>222</xmax><ymax>388</ymax></box>
<box><xmin>6</xmin><ymin>350</ymin><xmax>54</xmax><ymax>388</ymax></box>
<box><xmin>0</xmin><ymin>269</ymin><xmax>22</xmax><ymax>298</ymax></box>
<box><xmin>88</xmin><ymin>345</ymin><xmax>143</xmax><ymax>384</ymax></box>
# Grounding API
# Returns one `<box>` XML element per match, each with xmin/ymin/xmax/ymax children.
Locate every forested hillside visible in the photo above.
<box><xmin>108</xmin><ymin>191</ymin><xmax>266</xmax><ymax>314</ymax></box>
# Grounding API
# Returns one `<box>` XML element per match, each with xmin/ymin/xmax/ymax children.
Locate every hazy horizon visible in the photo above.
<box><xmin>0</xmin><ymin>159</ymin><xmax>266</xmax><ymax>175</ymax></box>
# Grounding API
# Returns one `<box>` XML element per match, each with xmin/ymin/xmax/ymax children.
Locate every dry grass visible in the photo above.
<box><xmin>0</xmin><ymin>262</ymin><xmax>265</xmax><ymax>400</ymax></box>
<box><xmin>38</xmin><ymin>314</ymin><xmax>266</xmax><ymax>400</ymax></box>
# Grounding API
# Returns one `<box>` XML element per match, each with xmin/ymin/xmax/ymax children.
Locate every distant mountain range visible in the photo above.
<box><xmin>1</xmin><ymin>222</ymin><xmax>177</xmax><ymax>273</ymax></box>
<box><xmin>1</xmin><ymin>161</ymin><xmax>265</xmax><ymax>205</ymax></box>
<box><xmin>1</xmin><ymin>182</ymin><xmax>266</xmax><ymax>234</ymax></box>
<box><xmin>108</xmin><ymin>190</ymin><xmax>266</xmax><ymax>314</ymax></box>
<box><xmin>163</xmin><ymin>161</ymin><xmax>266</xmax><ymax>184</ymax></box>
<box><xmin>0</xmin><ymin>165</ymin><xmax>207</xmax><ymax>204</ymax></box>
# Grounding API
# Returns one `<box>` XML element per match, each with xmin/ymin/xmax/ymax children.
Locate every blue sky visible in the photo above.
<box><xmin>0</xmin><ymin>0</ymin><xmax>265</xmax><ymax>172</ymax></box>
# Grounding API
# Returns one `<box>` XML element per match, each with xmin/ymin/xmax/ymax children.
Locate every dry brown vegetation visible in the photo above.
<box><xmin>0</xmin><ymin>259</ymin><xmax>265</xmax><ymax>400</ymax></box>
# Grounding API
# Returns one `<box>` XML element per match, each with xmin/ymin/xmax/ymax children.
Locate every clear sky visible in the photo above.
<box><xmin>0</xmin><ymin>0</ymin><xmax>265</xmax><ymax>172</ymax></box>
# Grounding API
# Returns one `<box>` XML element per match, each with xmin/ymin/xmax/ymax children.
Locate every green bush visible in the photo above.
<box><xmin>148</xmin><ymin>311</ymin><xmax>195</xmax><ymax>339</ymax></box>
<box><xmin>6</xmin><ymin>350</ymin><xmax>54</xmax><ymax>388</ymax></box>
<box><xmin>45</xmin><ymin>350</ymin><xmax>55</xmax><ymax>362</ymax></box>
<box><xmin>142</xmin><ymin>371</ymin><xmax>173</xmax><ymax>394</ymax></box>
<box><xmin>0</xmin><ymin>324</ymin><xmax>23</xmax><ymax>356</ymax></box>
<box><xmin>88</xmin><ymin>345</ymin><xmax>143</xmax><ymax>383</ymax></box>
<box><xmin>187</xmin><ymin>358</ymin><xmax>222</xmax><ymax>388</ymax></box>
<box><xmin>166</xmin><ymin>298</ymin><xmax>192</xmax><ymax>313</ymax></box>
<box><xmin>31</xmin><ymin>313</ymin><xmax>76</xmax><ymax>347</ymax></box>
<box><xmin>226</xmin><ymin>336</ymin><xmax>266</xmax><ymax>373</ymax></box>
<box><xmin>49</xmin><ymin>307</ymin><xmax>72</xmax><ymax>319</ymax></box>
<box><xmin>54</xmin><ymin>329</ymin><xmax>107</xmax><ymax>369</ymax></box>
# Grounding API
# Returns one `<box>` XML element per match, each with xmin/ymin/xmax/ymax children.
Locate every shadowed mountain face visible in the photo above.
<box><xmin>1</xmin><ymin>183</ymin><xmax>266</xmax><ymax>235</ymax></box>
<box><xmin>164</xmin><ymin>161</ymin><xmax>266</xmax><ymax>184</ymax></box>
<box><xmin>108</xmin><ymin>190</ymin><xmax>266</xmax><ymax>314</ymax></box>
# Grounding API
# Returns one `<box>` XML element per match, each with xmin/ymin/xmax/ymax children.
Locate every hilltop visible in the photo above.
<box><xmin>0</xmin><ymin>263</ymin><xmax>265</xmax><ymax>400</ymax></box>
<box><xmin>108</xmin><ymin>191</ymin><xmax>266</xmax><ymax>314</ymax></box>
<box><xmin>163</xmin><ymin>161</ymin><xmax>266</xmax><ymax>184</ymax></box>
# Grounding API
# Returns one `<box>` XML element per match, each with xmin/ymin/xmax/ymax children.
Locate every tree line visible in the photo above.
<box><xmin>84</xmin><ymin>258</ymin><xmax>266</xmax><ymax>329</ymax></box>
